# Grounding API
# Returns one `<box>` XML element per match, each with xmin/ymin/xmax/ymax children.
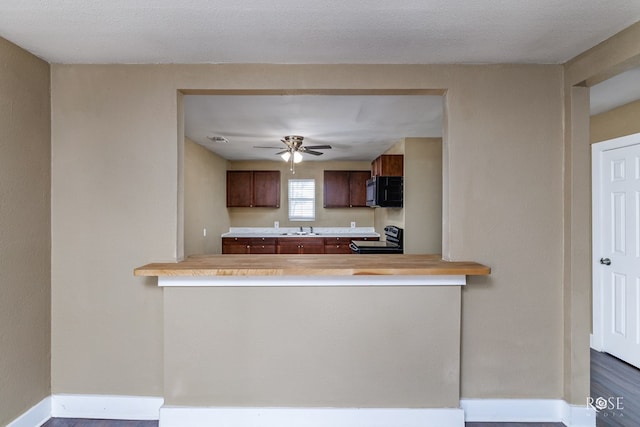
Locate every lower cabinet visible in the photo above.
<box><xmin>223</xmin><ymin>236</ymin><xmax>379</xmax><ymax>255</ymax></box>
<box><xmin>222</xmin><ymin>237</ymin><xmax>276</xmax><ymax>254</ymax></box>
<box><xmin>324</xmin><ymin>236</ymin><xmax>379</xmax><ymax>254</ymax></box>
<box><xmin>277</xmin><ymin>237</ymin><xmax>324</xmax><ymax>254</ymax></box>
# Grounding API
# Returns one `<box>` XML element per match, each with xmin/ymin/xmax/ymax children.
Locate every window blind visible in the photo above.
<box><xmin>288</xmin><ymin>179</ymin><xmax>315</xmax><ymax>221</ymax></box>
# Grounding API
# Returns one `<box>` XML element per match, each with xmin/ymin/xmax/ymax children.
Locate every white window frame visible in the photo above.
<box><xmin>288</xmin><ymin>179</ymin><xmax>316</xmax><ymax>221</ymax></box>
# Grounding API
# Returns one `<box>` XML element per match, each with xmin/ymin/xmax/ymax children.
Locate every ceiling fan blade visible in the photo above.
<box><xmin>303</xmin><ymin>150</ymin><xmax>324</xmax><ymax>156</ymax></box>
<box><xmin>253</xmin><ymin>145</ymin><xmax>286</xmax><ymax>149</ymax></box>
<box><xmin>304</xmin><ymin>145</ymin><xmax>332</xmax><ymax>150</ymax></box>
<box><xmin>275</xmin><ymin>150</ymin><xmax>289</xmax><ymax>155</ymax></box>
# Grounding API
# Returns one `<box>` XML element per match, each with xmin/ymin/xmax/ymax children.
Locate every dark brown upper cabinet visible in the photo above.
<box><xmin>371</xmin><ymin>154</ymin><xmax>404</xmax><ymax>177</ymax></box>
<box><xmin>323</xmin><ymin>170</ymin><xmax>370</xmax><ymax>208</ymax></box>
<box><xmin>226</xmin><ymin>170</ymin><xmax>280</xmax><ymax>208</ymax></box>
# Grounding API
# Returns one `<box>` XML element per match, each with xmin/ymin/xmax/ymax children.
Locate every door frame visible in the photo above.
<box><xmin>591</xmin><ymin>132</ymin><xmax>640</xmax><ymax>350</ymax></box>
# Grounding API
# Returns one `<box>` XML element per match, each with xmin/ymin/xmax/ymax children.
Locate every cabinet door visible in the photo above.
<box><xmin>249</xmin><ymin>237</ymin><xmax>277</xmax><ymax>254</ymax></box>
<box><xmin>299</xmin><ymin>238</ymin><xmax>325</xmax><ymax>254</ymax></box>
<box><xmin>253</xmin><ymin>171</ymin><xmax>280</xmax><ymax>207</ymax></box>
<box><xmin>222</xmin><ymin>238</ymin><xmax>251</xmax><ymax>254</ymax></box>
<box><xmin>371</xmin><ymin>157</ymin><xmax>381</xmax><ymax>177</ymax></box>
<box><xmin>323</xmin><ymin>171</ymin><xmax>350</xmax><ymax>207</ymax></box>
<box><xmin>226</xmin><ymin>171</ymin><xmax>253</xmax><ymax>207</ymax></box>
<box><xmin>349</xmin><ymin>171</ymin><xmax>370</xmax><ymax>207</ymax></box>
<box><xmin>380</xmin><ymin>155</ymin><xmax>404</xmax><ymax>176</ymax></box>
<box><xmin>277</xmin><ymin>239</ymin><xmax>302</xmax><ymax>254</ymax></box>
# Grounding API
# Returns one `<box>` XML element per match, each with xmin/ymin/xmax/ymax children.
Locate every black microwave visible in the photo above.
<box><xmin>366</xmin><ymin>176</ymin><xmax>403</xmax><ymax>207</ymax></box>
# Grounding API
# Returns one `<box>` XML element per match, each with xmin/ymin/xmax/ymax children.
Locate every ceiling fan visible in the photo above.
<box><xmin>254</xmin><ymin>135</ymin><xmax>332</xmax><ymax>173</ymax></box>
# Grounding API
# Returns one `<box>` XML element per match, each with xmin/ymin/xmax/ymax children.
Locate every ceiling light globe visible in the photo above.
<box><xmin>293</xmin><ymin>151</ymin><xmax>303</xmax><ymax>163</ymax></box>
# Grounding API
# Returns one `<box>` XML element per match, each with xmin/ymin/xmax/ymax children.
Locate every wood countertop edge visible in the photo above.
<box><xmin>133</xmin><ymin>255</ymin><xmax>491</xmax><ymax>278</ymax></box>
<box><xmin>134</xmin><ymin>268</ymin><xmax>490</xmax><ymax>277</ymax></box>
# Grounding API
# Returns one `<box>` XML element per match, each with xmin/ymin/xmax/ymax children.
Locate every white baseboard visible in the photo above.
<box><xmin>51</xmin><ymin>394</ymin><xmax>164</xmax><ymax>420</ymax></box>
<box><xmin>6</xmin><ymin>396</ymin><xmax>51</xmax><ymax>427</ymax></box>
<box><xmin>561</xmin><ymin>401</ymin><xmax>597</xmax><ymax>427</ymax></box>
<box><xmin>461</xmin><ymin>399</ymin><xmax>595</xmax><ymax>426</ymax></box>
<box><xmin>8</xmin><ymin>395</ymin><xmax>596</xmax><ymax>427</ymax></box>
<box><xmin>159</xmin><ymin>407</ymin><xmax>465</xmax><ymax>427</ymax></box>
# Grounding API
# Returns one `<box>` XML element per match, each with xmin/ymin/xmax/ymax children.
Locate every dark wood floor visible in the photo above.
<box><xmin>40</xmin><ymin>350</ymin><xmax>640</xmax><ymax>427</ymax></box>
<box><xmin>42</xmin><ymin>420</ymin><xmax>157</xmax><ymax>427</ymax></box>
<box><xmin>41</xmin><ymin>420</ymin><xmax>565</xmax><ymax>427</ymax></box>
<box><xmin>591</xmin><ymin>349</ymin><xmax>640</xmax><ymax>427</ymax></box>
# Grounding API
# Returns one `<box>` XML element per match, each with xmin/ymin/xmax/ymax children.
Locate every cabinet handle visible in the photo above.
<box><xmin>246</xmin><ymin>246</ymin><xmax>250</xmax><ymax>249</ymax></box>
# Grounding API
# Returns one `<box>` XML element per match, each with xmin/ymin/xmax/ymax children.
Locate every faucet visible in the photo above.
<box><xmin>299</xmin><ymin>226</ymin><xmax>303</xmax><ymax>233</ymax></box>
<box><xmin>310</xmin><ymin>226</ymin><xmax>314</xmax><ymax>233</ymax></box>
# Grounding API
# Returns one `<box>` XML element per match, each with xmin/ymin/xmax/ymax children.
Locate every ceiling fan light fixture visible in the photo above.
<box><xmin>293</xmin><ymin>151</ymin><xmax>303</xmax><ymax>163</ymax></box>
<box><xmin>281</xmin><ymin>151</ymin><xmax>291</xmax><ymax>161</ymax></box>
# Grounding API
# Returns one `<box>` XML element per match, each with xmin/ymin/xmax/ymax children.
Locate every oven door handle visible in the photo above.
<box><xmin>349</xmin><ymin>241</ymin><xmax>359</xmax><ymax>253</ymax></box>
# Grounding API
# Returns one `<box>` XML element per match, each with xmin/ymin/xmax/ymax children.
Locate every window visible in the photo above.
<box><xmin>288</xmin><ymin>179</ymin><xmax>315</xmax><ymax>221</ymax></box>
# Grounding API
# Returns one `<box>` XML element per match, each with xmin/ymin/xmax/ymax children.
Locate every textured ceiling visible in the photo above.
<box><xmin>184</xmin><ymin>95</ymin><xmax>443</xmax><ymax>161</ymax></box>
<box><xmin>0</xmin><ymin>0</ymin><xmax>639</xmax><ymax>64</ymax></box>
<box><xmin>2</xmin><ymin>1</ymin><xmax>639</xmax><ymax>160</ymax></box>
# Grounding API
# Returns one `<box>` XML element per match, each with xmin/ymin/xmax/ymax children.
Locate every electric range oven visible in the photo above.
<box><xmin>349</xmin><ymin>225</ymin><xmax>403</xmax><ymax>254</ymax></box>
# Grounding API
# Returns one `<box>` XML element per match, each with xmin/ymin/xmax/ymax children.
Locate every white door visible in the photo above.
<box><xmin>593</xmin><ymin>134</ymin><xmax>640</xmax><ymax>368</ymax></box>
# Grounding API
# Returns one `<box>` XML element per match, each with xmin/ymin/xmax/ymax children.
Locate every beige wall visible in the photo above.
<box><xmin>0</xmin><ymin>37</ymin><xmax>51</xmax><ymax>425</ymax></box>
<box><xmin>404</xmin><ymin>138</ymin><xmax>442</xmax><ymax>254</ymax></box>
<box><xmin>228</xmin><ymin>160</ymin><xmax>374</xmax><ymax>228</ymax></box>
<box><xmin>51</xmin><ymin>63</ymin><xmax>565</xmax><ymax>403</ymax></box>
<box><xmin>165</xmin><ymin>286</ymin><xmax>461</xmax><ymax>407</ymax></box>
<box><xmin>563</xmin><ymin>20</ymin><xmax>640</xmax><ymax>404</ymax></box>
<box><xmin>184</xmin><ymin>138</ymin><xmax>229</xmax><ymax>255</ymax></box>
<box><xmin>370</xmin><ymin>137</ymin><xmax>443</xmax><ymax>252</ymax></box>
<box><xmin>591</xmin><ymin>99</ymin><xmax>640</xmax><ymax>143</ymax></box>
<box><xmin>51</xmin><ymin>66</ymin><xmax>167</xmax><ymax>395</ymax></box>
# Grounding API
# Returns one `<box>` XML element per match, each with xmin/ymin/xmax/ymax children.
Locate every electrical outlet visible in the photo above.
<box><xmin>274</xmin><ymin>221</ymin><xmax>279</xmax><ymax>229</ymax></box>
<box><xmin>351</xmin><ymin>221</ymin><xmax>356</xmax><ymax>228</ymax></box>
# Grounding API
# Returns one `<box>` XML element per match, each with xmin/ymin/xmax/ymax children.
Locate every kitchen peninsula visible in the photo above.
<box><xmin>135</xmin><ymin>253</ymin><xmax>489</xmax><ymax>285</ymax></box>
<box><xmin>135</xmin><ymin>254</ymin><xmax>489</xmax><ymax>427</ymax></box>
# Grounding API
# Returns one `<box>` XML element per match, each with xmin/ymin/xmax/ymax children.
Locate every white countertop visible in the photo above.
<box><xmin>221</xmin><ymin>226</ymin><xmax>380</xmax><ymax>238</ymax></box>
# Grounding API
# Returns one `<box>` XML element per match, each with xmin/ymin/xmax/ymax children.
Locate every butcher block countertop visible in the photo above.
<box><xmin>134</xmin><ymin>254</ymin><xmax>491</xmax><ymax>277</ymax></box>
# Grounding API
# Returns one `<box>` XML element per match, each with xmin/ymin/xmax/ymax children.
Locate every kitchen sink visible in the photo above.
<box><xmin>281</xmin><ymin>232</ymin><xmax>321</xmax><ymax>236</ymax></box>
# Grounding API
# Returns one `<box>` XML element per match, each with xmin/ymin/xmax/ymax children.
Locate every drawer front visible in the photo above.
<box><xmin>324</xmin><ymin>244</ymin><xmax>352</xmax><ymax>254</ymax></box>
<box><xmin>250</xmin><ymin>244</ymin><xmax>276</xmax><ymax>254</ymax></box>
<box><xmin>324</xmin><ymin>236</ymin><xmax>379</xmax><ymax>244</ymax></box>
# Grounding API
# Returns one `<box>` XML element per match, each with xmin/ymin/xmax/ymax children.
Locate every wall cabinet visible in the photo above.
<box><xmin>222</xmin><ymin>237</ymin><xmax>277</xmax><ymax>254</ymax></box>
<box><xmin>226</xmin><ymin>170</ymin><xmax>280</xmax><ymax>208</ymax></box>
<box><xmin>323</xmin><ymin>170</ymin><xmax>371</xmax><ymax>208</ymax></box>
<box><xmin>371</xmin><ymin>154</ymin><xmax>403</xmax><ymax>177</ymax></box>
<box><xmin>323</xmin><ymin>236</ymin><xmax>379</xmax><ymax>254</ymax></box>
<box><xmin>277</xmin><ymin>237</ymin><xmax>325</xmax><ymax>254</ymax></box>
